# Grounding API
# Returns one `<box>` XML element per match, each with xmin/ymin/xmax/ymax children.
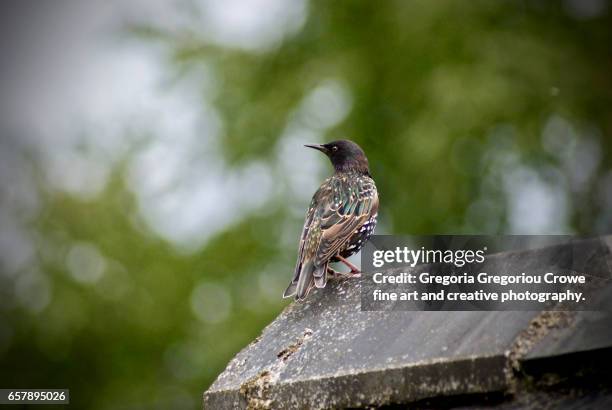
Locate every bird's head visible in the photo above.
<box><xmin>305</xmin><ymin>139</ymin><xmax>370</xmax><ymax>175</ymax></box>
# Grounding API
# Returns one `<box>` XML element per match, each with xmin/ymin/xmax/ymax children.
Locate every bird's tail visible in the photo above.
<box><xmin>282</xmin><ymin>281</ymin><xmax>297</xmax><ymax>299</ymax></box>
<box><xmin>283</xmin><ymin>260</ymin><xmax>327</xmax><ymax>300</ymax></box>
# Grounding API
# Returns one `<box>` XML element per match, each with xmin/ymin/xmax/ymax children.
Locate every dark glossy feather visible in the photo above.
<box><xmin>284</xmin><ymin>171</ymin><xmax>378</xmax><ymax>300</ymax></box>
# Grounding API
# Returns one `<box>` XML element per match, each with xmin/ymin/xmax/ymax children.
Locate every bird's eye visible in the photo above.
<box><xmin>332</xmin><ymin>146</ymin><xmax>338</xmax><ymax>152</ymax></box>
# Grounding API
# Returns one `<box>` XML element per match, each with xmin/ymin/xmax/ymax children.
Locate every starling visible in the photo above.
<box><xmin>283</xmin><ymin>140</ymin><xmax>379</xmax><ymax>301</ymax></box>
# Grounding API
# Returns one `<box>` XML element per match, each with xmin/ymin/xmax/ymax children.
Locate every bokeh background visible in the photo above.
<box><xmin>0</xmin><ymin>0</ymin><xmax>611</xmax><ymax>408</ymax></box>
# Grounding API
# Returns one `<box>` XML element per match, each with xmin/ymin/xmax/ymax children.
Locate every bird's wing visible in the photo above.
<box><xmin>314</xmin><ymin>176</ymin><xmax>378</xmax><ymax>266</ymax></box>
<box><xmin>291</xmin><ymin>198</ymin><xmax>319</xmax><ymax>280</ymax></box>
<box><xmin>285</xmin><ymin>175</ymin><xmax>378</xmax><ymax>300</ymax></box>
<box><xmin>283</xmin><ymin>180</ymin><xmax>331</xmax><ymax>298</ymax></box>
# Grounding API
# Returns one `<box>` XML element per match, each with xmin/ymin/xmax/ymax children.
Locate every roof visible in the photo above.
<box><xmin>204</xmin><ymin>236</ymin><xmax>612</xmax><ymax>409</ymax></box>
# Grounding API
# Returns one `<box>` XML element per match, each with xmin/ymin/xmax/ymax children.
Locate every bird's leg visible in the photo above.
<box><xmin>335</xmin><ymin>255</ymin><xmax>361</xmax><ymax>277</ymax></box>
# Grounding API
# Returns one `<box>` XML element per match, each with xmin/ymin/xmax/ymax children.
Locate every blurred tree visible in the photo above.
<box><xmin>0</xmin><ymin>1</ymin><xmax>611</xmax><ymax>409</ymax></box>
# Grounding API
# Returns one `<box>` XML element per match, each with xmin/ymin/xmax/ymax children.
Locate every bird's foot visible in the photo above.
<box><xmin>327</xmin><ymin>267</ymin><xmax>361</xmax><ymax>279</ymax></box>
<box><xmin>327</xmin><ymin>267</ymin><xmax>341</xmax><ymax>278</ymax></box>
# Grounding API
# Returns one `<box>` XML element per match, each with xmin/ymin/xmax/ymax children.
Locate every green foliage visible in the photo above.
<box><xmin>1</xmin><ymin>1</ymin><xmax>611</xmax><ymax>409</ymax></box>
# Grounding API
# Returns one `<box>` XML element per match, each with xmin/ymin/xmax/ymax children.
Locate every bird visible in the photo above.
<box><xmin>283</xmin><ymin>139</ymin><xmax>379</xmax><ymax>301</ymax></box>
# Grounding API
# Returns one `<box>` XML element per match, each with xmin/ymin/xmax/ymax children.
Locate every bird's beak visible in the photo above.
<box><xmin>304</xmin><ymin>144</ymin><xmax>329</xmax><ymax>154</ymax></box>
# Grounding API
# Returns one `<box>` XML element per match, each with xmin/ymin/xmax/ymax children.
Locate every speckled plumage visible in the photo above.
<box><xmin>283</xmin><ymin>140</ymin><xmax>378</xmax><ymax>301</ymax></box>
